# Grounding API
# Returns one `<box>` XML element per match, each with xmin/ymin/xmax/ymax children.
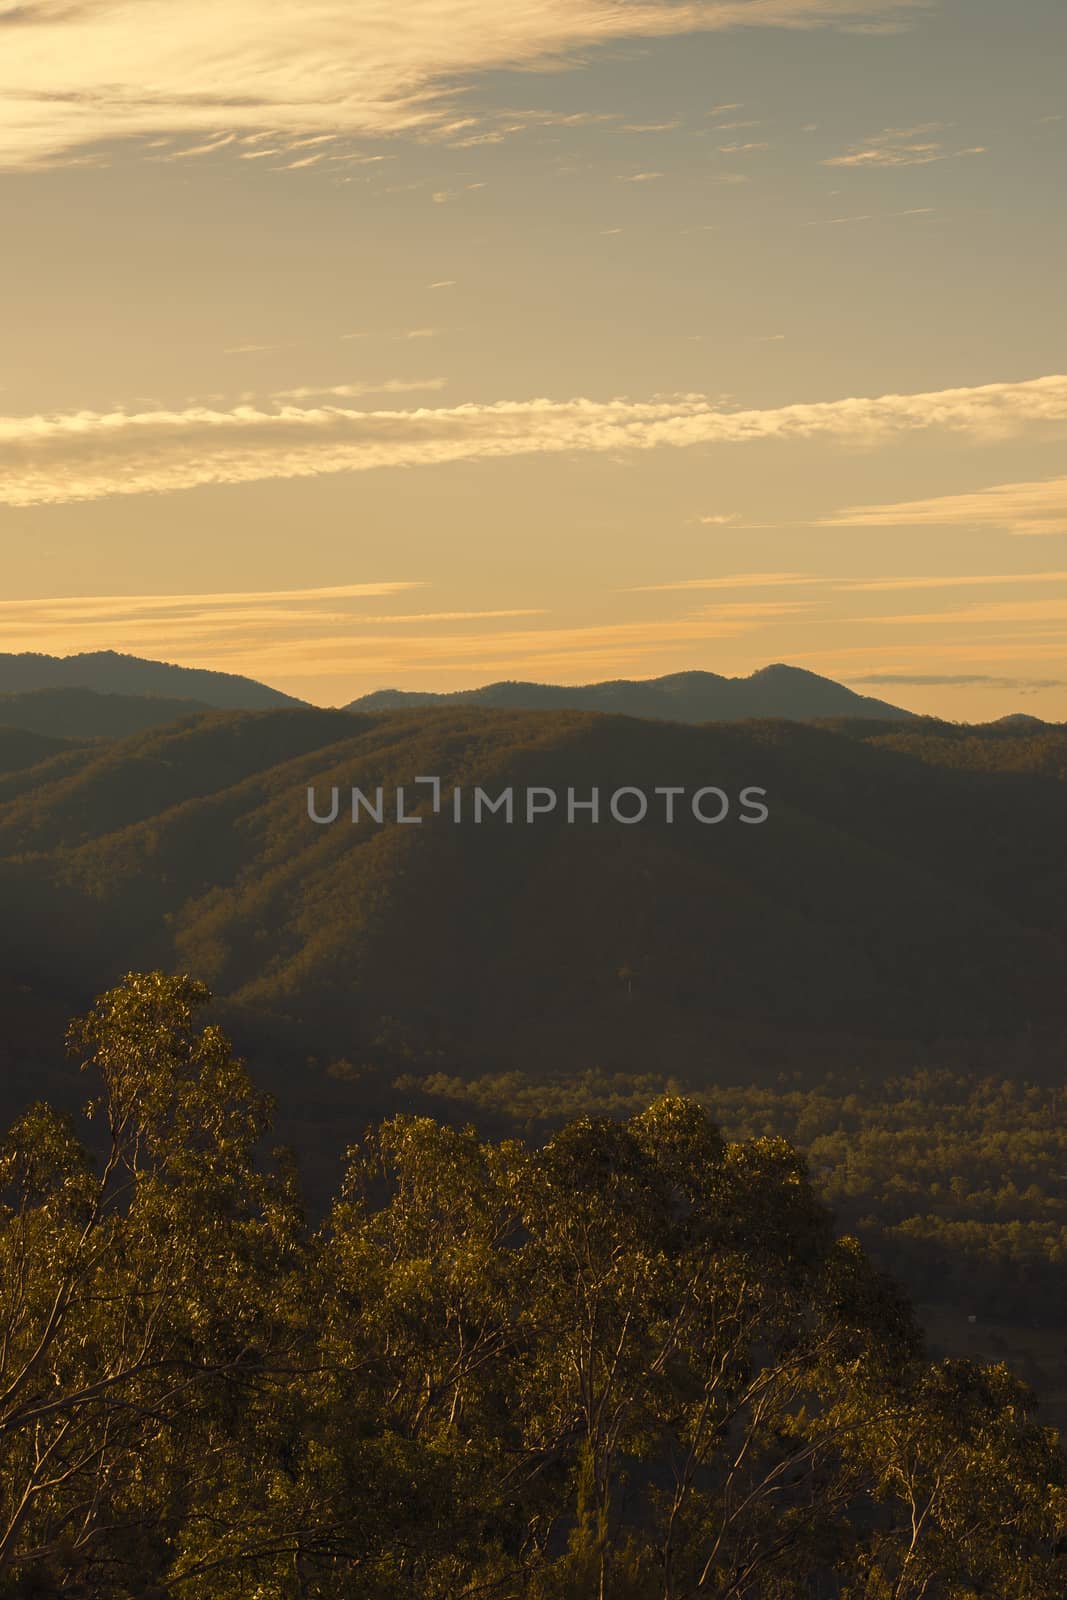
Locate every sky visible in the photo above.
<box><xmin>1</xmin><ymin>0</ymin><xmax>1065</xmax><ymax>718</ymax></box>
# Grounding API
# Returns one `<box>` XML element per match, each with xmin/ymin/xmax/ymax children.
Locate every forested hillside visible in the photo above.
<box><xmin>0</xmin><ymin>686</ymin><xmax>215</xmax><ymax>739</ymax></box>
<box><xmin>0</xmin><ymin>708</ymin><xmax>1064</xmax><ymax>1085</ymax></box>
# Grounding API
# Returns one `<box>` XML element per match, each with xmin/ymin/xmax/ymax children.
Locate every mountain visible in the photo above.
<box><xmin>0</xmin><ymin>686</ymin><xmax>216</xmax><ymax>739</ymax></box>
<box><xmin>1</xmin><ymin>707</ymin><xmax>1064</xmax><ymax>1100</ymax></box>
<box><xmin>344</xmin><ymin>664</ymin><xmax>913</xmax><ymax>723</ymax></box>
<box><xmin>0</xmin><ymin>650</ymin><xmax>304</xmax><ymax>710</ymax></box>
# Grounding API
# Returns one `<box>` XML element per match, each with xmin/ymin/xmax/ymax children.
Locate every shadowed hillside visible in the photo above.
<box><xmin>0</xmin><ymin>726</ymin><xmax>79</xmax><ymax>775</ymax></box>
<box><xmin>0</xmin><ymin>685</ymin><xmax>216</xmax><ymax>738</ymax></box>
<box><xmin>1</xmin><ymin>707</ymin><xmax>1064</xmax><ymax>1088</ymax></box>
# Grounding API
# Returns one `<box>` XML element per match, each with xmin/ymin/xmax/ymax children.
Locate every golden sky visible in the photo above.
<box><xmin>1</xmin><ymin>0</ymin><xmax>1065</xmax><ymax>717</ymax></box>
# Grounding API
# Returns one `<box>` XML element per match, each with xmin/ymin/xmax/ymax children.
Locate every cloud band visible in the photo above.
<box><xmin>2</xmin><ymin>374</ymin><xmax>1065</xmax><ymax>507</ymax></box>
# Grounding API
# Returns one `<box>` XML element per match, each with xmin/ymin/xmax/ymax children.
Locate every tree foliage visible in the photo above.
<box><xmin>1</xmin><ymin>975</ymin><xmax>1064</xmax><ymax>1598</ymax></box>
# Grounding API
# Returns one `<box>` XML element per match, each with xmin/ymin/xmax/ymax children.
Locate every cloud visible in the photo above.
<box><xmin>825</xmin><ymin>475</ymin><xmax>1067</xmax><ymax>535</ymax></box>
<box><xmin>0</xmin><ymin>581</ymin><xmax>559</xmax><ymax>663</ymax></box>
<box><xmin>0</xmin><ymin>581</ymin><xmax>424</xmax><ymax>623</ymax></box>
<box><xmin>340</xmin><ymin>327</ymin><xmax>443</xmax><ymax>343</ymax></box>
<box><xmin>823</xmin><ymin>126</ymin><xmax>985</xmax><ymax>167</ymax></box>
<box><xmin>270</xmin><ymin>378</ymin><xmax>447</xmax><ymax>401</ymax></box>
<box><xmin>155</xmin><ymin>132</ymin><xmax>238</xmax><ymax>161</ymax></box>
<box><xmin>632</xmin><ymin>569</ymin><xmax>1067</xmax><ymax>595</ymax></box>
<box><xmin>0</xmin><ymin>0</ymin><xmax>929</xmax><ymax>171</ymax></box>
<box><xmin>838</xmin><ymin>570</ymin><xmax>1067</xmax><ymax>592</ymax></box>
<box><xmin>3</xmin><ymin>372</ymin><xmax>1065</xmax><ymax>507</ymax></box>
<box><xmin>863</xmin><ymin>599</ymin><xmax>1067</xmax><ymax>626</ymax></box>
<box><xmin>618</xmin><ymin>170</ymin><xmax>665</xmax><ymax>182</ymax></box>
<box><xmin>852</xmin><ymin>672</ymin><xmax>1066</xmax><ymax>688</ymax></box>
<box><xmin>805</xmin><ymin>206</ymin><xmax>935</xmax><ymax>224</ymax></box>
<box><xmin>629</xmin><ymin>572</ymin><xmax>821</xmax><ymax>591</ymax></box>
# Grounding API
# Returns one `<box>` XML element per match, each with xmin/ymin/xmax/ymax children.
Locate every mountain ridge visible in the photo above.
<box><xmin>345</xmin><ymin>664</ymin><xmax>914</xmax><ymax>723</ymax></box>
<box><xmin>0</xmin><ymin>649</ymin><xmax>304</xmax><ymax>710</ymax></box>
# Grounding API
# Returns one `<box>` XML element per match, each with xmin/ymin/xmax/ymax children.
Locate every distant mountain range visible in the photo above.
<box><xmin>0</xmin><ymin>654</ymin><xmax>1056</xmax><ymax>743</ymax></box>
<box><xmin>345</xmin><ymin>665</ymin><xmax>913</xmax><ymax>723</ymax></box>
<box><xmin>0</xmin><ymin>650</ymin><xmax>303</xmax><ymax>710</ymax></box>
<box><xmin>0</xmin><ymin>657</ymin><xmax>921</xmax><ymax>740</ymax></box>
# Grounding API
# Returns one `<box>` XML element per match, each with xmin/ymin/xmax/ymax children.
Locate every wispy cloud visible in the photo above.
<box><xmin>838</xmin><ymin>570</ymin><xmax>1067</xmax><ymax>591</ymax></box>
<box><xmin>3</xmin><ymin>373</ymin><xmax>1064</xmax><ymax>508</ymax></box>
<box><xmin>270</xmin><ymin>378</ymin><xmax>447</xmax><ymax>401</ymax></box>
<box><xmin>805</xmin><ymin>206</ymin><xmax>934</xmax><ymax>225</ymax></box>
<box><xmin>0</xmin><ymin>0</ymin><xmax>929</xmax><ymax>171</ymax></box>
<box><xmin>0</xmin><ymin>582</ymin><xmax>424</xmax><ymax>624</ymax></box>
<box><xmin>631</xmin><ymin>569</ymin><xmax>1067</xmax><ymax>595</ymax></box>
<box><xmin>340</xmin><ymin>327</ymin><xmax>444</xmax><ymax>343</ymax></box>
<box><xmin>853</xmin><ymin>672</ymin><xmax>1066</xmax><ymax>689</ymax></box>
<box><xmin>431</xmin><ymin>184</ymin><xmax>486</xmax><ymax>203</ymax></box>
<box><xmin>0</xmin><ymin>582</ymin><xmax>559</xmax><ymax>665</ymax></box>
<box><xmin>823</xmin><ymin>125</ymin><xmax>985</xmax><ymax>168</ymax></box>
<box><xmin>629</xmin><ymin>572</ymin><xmax>821</xmax><ymax>591</ymax></box>
<box><xmin>863</xmin><ymin>599</ymin><xmax>1067</xmax><ymax>627</ymax></box>
<box><xmin>825</xmin><ymin>475</ymin><xmax>1067</xmax><ymax>535</ymax></box>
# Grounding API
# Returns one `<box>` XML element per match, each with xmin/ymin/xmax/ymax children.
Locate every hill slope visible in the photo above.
<box><xmin>346</xmin><ymin>664</ymin><xmax>913</xmax><ymax>723</ymax></box>
<box><xmin>0</xmin><ymin>686</ymin><xmax>217</xmax><ymax>739</ymax></box>
<box><xmin>1</xmin><ymin>708</ymin><xmax>1063</xmax><ymax>1086</ymax></box>
<box><xmin>0</xmin><ymin>650</ymin><xmax>304</xmax><ymax>709</ymax></box>
<box><xmin>0</xmin><ymin>727</ymin><xmax>79</xmax><ymax>776</ymax></box>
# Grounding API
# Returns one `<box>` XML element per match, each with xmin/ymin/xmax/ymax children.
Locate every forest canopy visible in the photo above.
<box><xmin>0</xmin><ymin>973</ymin><xmax>1064</xmax><ymax>1600</ymax></box>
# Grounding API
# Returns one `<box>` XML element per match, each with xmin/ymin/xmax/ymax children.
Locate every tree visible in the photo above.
<box><xmin>0</xmin><ymin>973</ymin><xmax>300</xmax><ymax>1597</ymax></box>
<box><xmin>1</xmin><ymin>974</ymin><xmax>1064</xmax><ymax>1599</ymax></box>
